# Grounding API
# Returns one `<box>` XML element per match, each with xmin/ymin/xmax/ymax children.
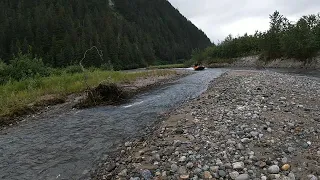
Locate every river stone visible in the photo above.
<box><xmin>269</xmin><ymin>174</ymin><xmax>281</xmax><ymax>179</ymax></box>
<box><xmin>194</xmin><ymin>168</ymin><xmax>202</xmax><ymax>175</ymax></box>
<box><xmin>268</xmin><ymin>165</ymin><xmax>280</xmax><ymax>174</ymax></box>
<box><xmin>307</xmin><ymin>175</ymin><xmax>318</xmax><ymax>180</ymax></box>
<box><xmin>218</xmin><ymin>170</ymin><xmax>226</xmax><ymax>177</ymax></box>
<box><xmin>178</xmin><ymin>166</ymin><xmax>187</xmax><ymax>175</ymax></box>
<box><xmin>230</xmin><ymin>171</ymin><xmax>240</xmax><ymax>179</ymax></box>
<box><xmin>186</xmin><ymin>162</ymin><xmax>194</xmax><ymax>169</ymax></box>
<box><xmin>288</xmin><ymin>147</ymin><xmax>295</xmax><ymax>153</ymax></box>
<box><xmin>261</xmin><ymin>176</ymin><xmax>267</xmax><ymax>180</ymax></box>
<box><xmin>237</xmin><ymin>143</ymin><xmax>245</xmax><ymax>150</ymax></box>
<box><xmin>204</xmin><ymin>171</ymin><xmax>212</xmax><ymax>179</ymax></box>
<box><xmin>233</xmin><ymin>162</ymin><xmax>245</xmax><ymax>170</ymax></box>
<box><xmin>118</xmin><ymin>169</ymin><xmax>128</xmax><ymax>177</ymax></box>
<box><xmin>235</xmin><ymin>174</ymin><xmax>249</xmax><ymax>180</ymax></box>
<box><xmin>202</xmin><ymin>165</ymin><xmax>209</xmax><ymax>171</ymax></box>
<box><xmin>180</xmin><ymin>174</ymin><xmax>190</xmax><ymax>179</ymax></box>
<box><xmin>288</xmin><ymin>173</ymin><xmax>295</xmax><ymax>180</ymax></box>
<box><xmin>171</xmin><ymin>164</ymin><xmax>178</xmax><ymax>172</ymax></box>
<box><xmin>179</xmin><ymin>156</ymin><xmax>187</xmax><ymax>162</ymax></box>
<box><xmin>106</xmin><ymin>163</ymin><xmax>116</xmax><ymax>172</ymax></box>
<box><xmin>141</xmin><ymin>169</ymin><xmax>152</xmax><ymax>180</ymax></box>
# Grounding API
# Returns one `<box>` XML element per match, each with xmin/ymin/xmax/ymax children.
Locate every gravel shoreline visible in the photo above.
<box><xmin>93</xmin><ymin>70</ymin><xmax>320</xmax><ymax>180</ymax></box>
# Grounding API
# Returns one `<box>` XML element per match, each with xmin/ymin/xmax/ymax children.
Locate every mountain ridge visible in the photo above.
<box><xmin>0</xmin><ymin>0</ymin><xmax>211</xmax><ymax>70</ymax></box>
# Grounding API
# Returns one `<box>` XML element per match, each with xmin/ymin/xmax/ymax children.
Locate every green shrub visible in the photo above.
<box><xmin>0</xmin><ymin>53</ymin><xmax>50</xmax><ymax>84</ymax></box>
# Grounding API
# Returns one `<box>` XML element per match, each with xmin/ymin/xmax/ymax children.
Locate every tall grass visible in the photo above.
<box><xmin>0</xmin><ymin>70</ymin><xmax>176</xmax><ymax>116</ymax></box>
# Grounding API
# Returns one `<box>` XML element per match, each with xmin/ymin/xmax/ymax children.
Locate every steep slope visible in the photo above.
<box><xmin>0</xmin><ymin>0</ymin><xmax>211</xmax><ymax>70</ymax></box>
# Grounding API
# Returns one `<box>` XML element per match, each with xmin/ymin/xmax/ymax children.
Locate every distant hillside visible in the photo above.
<box><xmin>0</xmin><ymin>0</ymin><xmax>211</xmax><ymax>70</ymax></box>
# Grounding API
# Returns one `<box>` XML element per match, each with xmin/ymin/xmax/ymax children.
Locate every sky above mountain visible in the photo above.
<box><xmin>168</xmin><ymin>0</ymin><xmax>320</xmax><ymax>43</ymax></box>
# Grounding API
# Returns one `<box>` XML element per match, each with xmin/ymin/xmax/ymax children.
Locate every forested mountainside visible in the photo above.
<box><xmin>0</xmin><ymin>0</ymin><xmax>211</xmax><ymax>70</ymax></box>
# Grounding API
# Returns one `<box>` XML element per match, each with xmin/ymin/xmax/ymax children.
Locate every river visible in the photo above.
<box><xmin>0</xmin><ymin>68</ymin><xmax>227</xmax><ymax>180</ymax></box>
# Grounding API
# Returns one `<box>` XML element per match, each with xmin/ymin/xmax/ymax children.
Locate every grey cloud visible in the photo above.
<box><xmin>168</xmin><ymin>0</ymin><xmax>320</xmax><ymax>42</ymax></box>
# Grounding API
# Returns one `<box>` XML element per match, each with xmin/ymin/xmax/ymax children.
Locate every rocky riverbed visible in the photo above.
<box><xmin>93</xmin><ymin>70</ymin><xmax>320</xmax><ymax>180</ymax></box>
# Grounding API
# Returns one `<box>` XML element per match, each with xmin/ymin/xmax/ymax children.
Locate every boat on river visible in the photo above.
<box><xmin>193</xmin><ymin>64</ymin><xmax>205</xmax><ymax>71</ymax></box>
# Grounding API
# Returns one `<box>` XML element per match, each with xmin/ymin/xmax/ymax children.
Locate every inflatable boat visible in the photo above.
<box><xmin>193</xmin><ymin>65</ymin><xmax>205</xmax><ymax>71</ymax></box>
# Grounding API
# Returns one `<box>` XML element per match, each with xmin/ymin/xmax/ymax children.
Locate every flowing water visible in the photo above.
<box><xmin>0</xmin><ymin>68</ymin><xmax>227</xmax><ymax>180</ymax></box>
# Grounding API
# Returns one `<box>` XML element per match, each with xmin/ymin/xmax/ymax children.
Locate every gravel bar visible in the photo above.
<box><xmin>93</xmin><ymin>70</ymin><xmax>320</xmax><ymax>180</ymax></box>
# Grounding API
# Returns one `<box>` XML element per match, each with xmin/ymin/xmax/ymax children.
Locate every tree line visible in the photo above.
<box><xmin>0</xmin><ymin>0</ymin><xmax>211</xmax><ymax>71</ymax></box>
<box><xmin>193</xmin><ymin>11</ymin><xmax>320</xmax><ymax>64</ymax></box>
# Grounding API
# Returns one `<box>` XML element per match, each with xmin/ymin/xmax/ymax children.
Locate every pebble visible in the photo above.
<box><xmin>180</xmin><ymin>174</ymin><xmax>190</xmax><ymax>179</ymax></box>
<box><xmin>125</xmin><ymin>142</ymin><xmax>132</xmax><ymax>147</ymax></box>
<box><xmin>204</xmin><ymin>171</ymin><xmax>212</xmax><ymax>179</ymax></box>
<box><xmin>233</xmin><ymin>162</ymin><xmax>245</xmax><ymax>170</ymax></box>
<box><xmin>237</xmin><ymin>143</ymin><xmax>245</xmax><ymax>150</ymax></box>
<box><xmin>178</xmin><ymin>166</ymin><xmax>187</xmax><ymax>175</ymax></box>
<box><xmin>171</xmin><ymin>164</ymin><xmax>178</xmax><ymax>172</ymax></box>
<box><xmin>281</xmin><ymin>164</ymin><xmax>290</xmax><ymax>171</ymax></box>
<box><xmin>179</xmin><ymin>156</ymin><xmax>187</xmax><ymax>162</ymax></box>
<box><xmin>202</xmin><ymin>165</ymin><xmax>209</xmax><ymax>171</ymax></box>
<box><xmin>140</xmin><ymin>169</ymin><xmax>152</xmax><ymax>180</ymax></box>
<box><xmin>261</xmin><ymin>176</ymin><xmax>267</xmax><ymax>180</ymax></box>
<box><xmin>281</xmin><ymin>157</ymin><xmax>288</xmax><ymax>164</ymax></box>
<box><xmin>288</xmin><ymin>173</ymin><xmax>295</xmax><ymax>180</ymax></box>
<box><xmin>186</xmin><ymin>162</ymin><xmax>194</xmax><ymax>169</ymax></box>
<box><xmin>241</xmin><ymin>138</ymin><xmax>251</xmax><ymax>143</ymax></box>
<box><xmin>307</xmin><ymin>175</ymin><xmax>318</xmax><ymax>180</ymax></box>
<box><xmin>230</xmin><ymin>171</ymin><xmax>240</xmax><ymax>179</ymax></box>
<box><xmin>269</xmin><ymin>174</ymin><xmax>281</xmax><ymax>179</ymax></box>
<box><xmin>218</xmin><ymin>170</ymin><xmax>226</xmax><ymax>177</ymax></box>
<box><xmin>268</xmin><ymin>165</ymin><xmax>280</xmax><ymax>174</ymax></box>
<box><xmin>194</xmin><ymin>168</ymin><xmax>202</xmax><ymax>175</ymax></box>
<box><xmin>235</xmin><ymin>174</ymin><xmax>249</xmax><ymax>180</ymax></box>
<box><xmin>118</xmin><ymin>169</ymin><xmax>127</xmax><ymax>177</ymax></box>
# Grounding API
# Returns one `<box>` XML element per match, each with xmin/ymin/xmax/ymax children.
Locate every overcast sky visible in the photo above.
<box><xmin>168</xmin><ymin>0</ymin><xmax>320</xmax><ymax>43</ymax></box>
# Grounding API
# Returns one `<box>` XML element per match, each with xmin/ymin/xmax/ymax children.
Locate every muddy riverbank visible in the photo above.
<box><xmin>93</xmin><ymin>70</ymin><xmax>320</xmax><ymax>180</ymax></box>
